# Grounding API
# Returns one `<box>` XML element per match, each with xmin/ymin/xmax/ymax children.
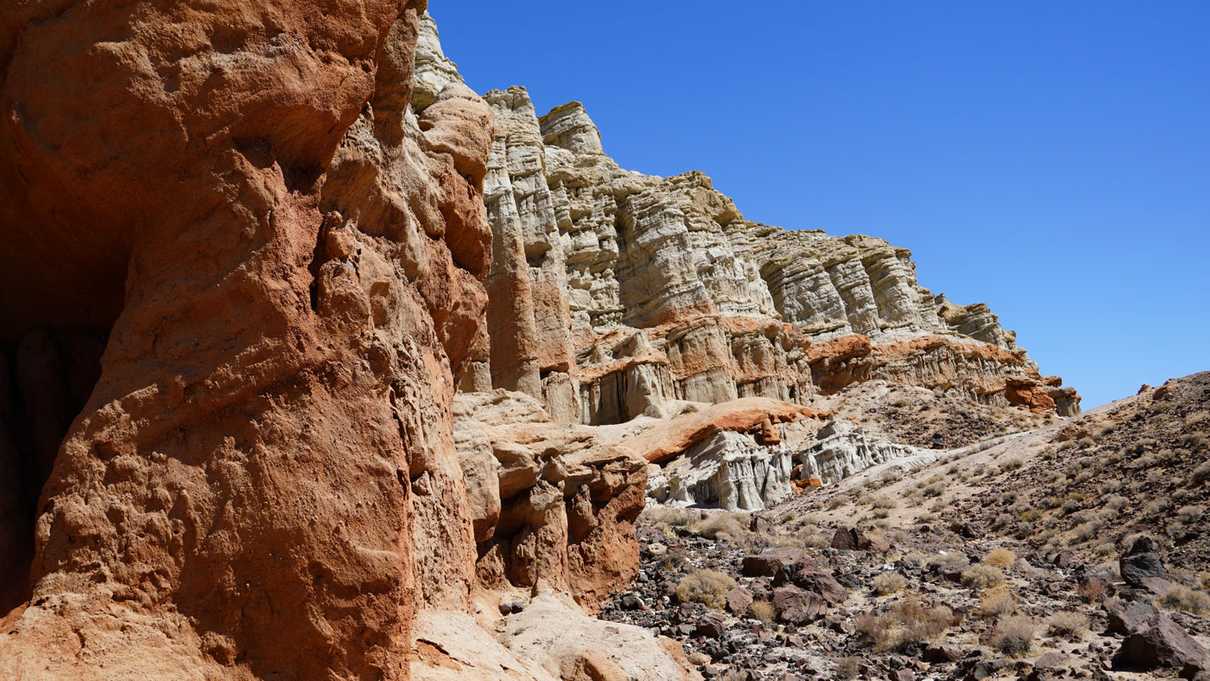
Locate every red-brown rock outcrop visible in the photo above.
<box><xmin>0</xmin><ymin>2</ymin><xmax>491</xmax><ymax>679</ymax></box>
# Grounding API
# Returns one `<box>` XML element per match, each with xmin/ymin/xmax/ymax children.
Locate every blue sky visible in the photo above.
<box><xmin>432</xmin><ymin>1</ymin><xmax>1209</xmax><ymax>408</ymax></box>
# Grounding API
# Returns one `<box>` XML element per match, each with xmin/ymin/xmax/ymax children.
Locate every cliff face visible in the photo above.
<box><xmin>468</xmin><ymin>91</ymin><xmax>1080</xmax><ymax>425</ymax></box>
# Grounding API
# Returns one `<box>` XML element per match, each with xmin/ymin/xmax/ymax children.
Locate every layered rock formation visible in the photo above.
<box><xmin>461</xmin><ymin>86</ymin><xmax>1080</xmax><ymax>426</ymax></box>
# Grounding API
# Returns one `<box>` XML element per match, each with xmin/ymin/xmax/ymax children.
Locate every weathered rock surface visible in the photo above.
<box><xmin>0</xmin><ymin>5</ymin><xmax>691</xmax><ymax>681</ymax></box>
<box><xmin>457</xmin><ymin>90</ymin><xmax>1080</xmax><ymax>424</ymax></box>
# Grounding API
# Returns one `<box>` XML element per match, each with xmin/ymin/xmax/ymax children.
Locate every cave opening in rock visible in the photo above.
<box><xmin>0</xmin><ymin>325</ymin><xmax>110</xmax><ymax>613</ymax></box>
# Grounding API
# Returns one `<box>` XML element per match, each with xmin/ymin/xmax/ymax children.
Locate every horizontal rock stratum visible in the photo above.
<box><xmin>0</xmin><ymin>5</ymin><xmax>1082</xmax><ymax>681</ymax></box>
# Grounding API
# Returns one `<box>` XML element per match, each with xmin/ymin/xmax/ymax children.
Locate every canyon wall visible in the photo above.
<box><xmin>465</xmin><ymin>88</ymin><xmax>1079</xmax><ymax>425</ymax></box>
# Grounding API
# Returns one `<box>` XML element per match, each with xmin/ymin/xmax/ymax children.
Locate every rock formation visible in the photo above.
<box><xmin>462</xmin><ymin>84</ymin><xmax>1079</xmax><ymax>427</ymax></box>
<box><xmin>0</xmin><ymin>4</ymin><xmax>689</xmax><ymax>680</ymax></box>
<box><xmin>0</xmin><ymin>5</ymin><xmax>1089</xmax><ymax>681</ymax></box>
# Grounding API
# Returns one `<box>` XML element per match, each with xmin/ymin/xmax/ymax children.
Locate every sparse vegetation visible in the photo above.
<box><xmin>872</xmin><ymin>573</ymin><xmax>907</xmax><ymax>596</ymax></box>
<box><xmin>750</xmin><ymin>600</ymin><xmax>775</xmax><ymax>624</ymax></box>
<box><xmin>855</xmin><ymin>595</ymin><xmax>953</xmax><ymax>652</ymax></box>
<box><xmin>1158</xmin><ymin>584</ymin><xmax>1210</xmax><ymax>616</ymax></box>
<box><xmin>675</xmin><ymin>570</ymin><xmax>736</xmax><ymax>610</ymax></box>
<box><xmin>1192</xmin><ymin>460</ymin><xmax>1210</xmax><ymax>486</ymax></box>
<box><xmin>1046</xmin><ymin>611</ymin><xmax>1088</xmax><ymax>640</ymax></box>
<box><xmin>982</xmin><ymin>548</ymin><xmax>1016</xmax><ymax>568</ymax></box>
<box><xmin>961</xmin><ymin>564</ymin><xmax>1005</xmax><ymax>589</ymax></box>
<box><xmin>977</xmin><ymin>586</ymin><xmax>1016</xmax><ymax>618</ymax></box>
<box><xmin>990</xmin><ymin>615</ymin><xmax>1037</xmax><ymax>656</ymax></box>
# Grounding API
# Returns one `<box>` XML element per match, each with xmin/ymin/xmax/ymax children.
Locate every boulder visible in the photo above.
<box><xmin>772</xmin><ymin>586</ymin><xmax>827</xmax><ymax>625</ymax></box>
<box><xmin>1119</xmin><ymin>536</ymin><xmax>1166</xmax><ymax>588</ymax></box>
<box><xmin>1104</xmin><ymin>598</ymin><xmax>1159</xmax><ymax>636</ymax></box>
<box><xmin>1111</xmin><ymin>614</ymin><xmax>1208</xmax><ymax>676</ymax></box>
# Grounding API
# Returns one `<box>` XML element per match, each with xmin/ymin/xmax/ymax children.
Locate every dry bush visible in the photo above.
<box><xmin>961</xmin><ymin>564</ymin><xmax>1006</xmax><ymax>589</ymax></box>
<box><xmin>983</xmin><ymin>548</ymin><xmax>1016</xmax><ymax>568</ymax></box>
<box><xmin>873</xmin><ymin>573</ymin><xmax>907</xmax><ymax>596</ymax></box>
<box><xmin>855</xmin><ymin>594</ymin><xmax>954</xmax><ymax>652</ymax></box>
<box><xmin>978</xmin><ymin>586</ymin><xmax>1017</xmax><ymax>618</ymax></box>
<box><xmin>675</xmin><ymin>570</ymin><xmax>736</xmax><ymax>609</ymax></box>
<box><xmin>869</xmin><ymin>495</ymin><xmax>897</xmax><ymax>510</ymax></box>
<box><xmin>990</xmin><ymin>615</ymin><xmax>1037</xmax><ymax>656</ymax></box>
<box><xmin>921</xmin><ymin>481</ymin><xmax>945</xmax><ymax>498</ymax></box>
<box><xmin>688</xmin><ymin>513</ymin><xmax>749</xmax><ymax>542</ymax></box>
<box><xmin>835</xmin><ymin>657</ymin><xmax>861</xmax><ymax>680</ymax></box>
<box><xmin>1000</xmin><ymin>458</ymin><xmax>1024</xmax><ymax>472</ymax></box>
<box><xmin>750</xmin><ymin>600</ymin><xmax>775</xmax><ymax>624</ymax></box>
<box><xmin>928</xmin><ymin>552</ymin><xmax>970</xmax><ymax>573</ymax></box>
<box><xmin>1078</xmin><ymin>579</ymin><xmax>1107</xmax><ymax>604</ymax></box>
<box><xmin>1192</xmin><ymin>460</ymin><xmax>1210</xmax><ymax>486</ymax></box>
<box><xmin>1046</xmin><ymin>611</ymin><xmax>1088</xmax><ymax>640</ymax></box>
<box><xmin>1200</xmin><ymin>572</ymin><xmax>1210</xmax><ymax>591</ymax></box>
<box><xmin>642</xmin><ymin>506</ymin><xmax>696</xmax><ymax>529</ymax></box>
<box><xmin>1158</xmin><ymin>585</ymin><xmax>1210</xmax><ymax>616</ymax></box>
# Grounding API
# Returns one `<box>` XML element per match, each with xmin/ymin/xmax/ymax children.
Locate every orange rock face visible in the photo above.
<box><xmin>0</xmin><ymin>2</ymin><xmax>491</xmax><ymax>679</ymax></box>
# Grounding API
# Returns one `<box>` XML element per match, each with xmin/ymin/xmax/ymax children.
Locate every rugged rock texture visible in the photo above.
<box><xmin>459</xmin><ymin>86</ymin><xmax>1078</xmax><ymax>427</ymax></box>
<box><xmin>648</xmin><ymin>430</ymin><xmax>795</xmax><ymax>512</ymax></box>
<box><xmin>0</xmin><ymin>5</ymin><xmax>686</xmax><ymax>681</ymax></box>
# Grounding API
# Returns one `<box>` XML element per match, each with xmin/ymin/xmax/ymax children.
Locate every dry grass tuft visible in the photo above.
<box><xmin>961</xmin><ymin>564</ymin><xmax>1006</xmax><ymax>589</ymax></box>
<box><xmin>675</xmin><ymin>570</ymin><xmax>736</xmax><ymax>610</ymax></box>
<box><xmin>1046</xmin><ymin>611</ymin><xmax>1088</xmax><ymax>640</ymax></box>
<box><xmin>978</xmin><ymin>586</ymin><xmax>1017</xmax><ymax>618</ymax></box>
<box><xmin>750</xmin><ymin>600</ymin><xmax>775</xmax><ymax>624</ymax></box>
<box><xmin>1158</xmin><ymin>585</ymin><xmax>1210</xmax><ymax>616</ymax></box>
<box><xmin>855</xmin><ymin>594</ymin><xmax>954</xmax><ymax>652</ymax></box>
<box><xmin>983</xmin><ymin>548</ymin><xmax>1016</xmax><ymax>568</ymax></box>
<box><xmin>872</xmin><ymin>573</ymin><xmax>907</xmax><ymax>596</ymax></box>
<box><xmin>990</xmin><ymin>615</ymin><xmax>1037</xmax><ymax>656</ymax></box>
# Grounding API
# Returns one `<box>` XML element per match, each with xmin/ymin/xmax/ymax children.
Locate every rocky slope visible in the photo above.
<box><xmin>605</xmin><ymin>373</ymin><xmax>1210</xmax><ymax>681</ymax></box>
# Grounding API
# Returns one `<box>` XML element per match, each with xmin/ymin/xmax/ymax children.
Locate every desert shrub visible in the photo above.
<box><xmin>1104</xmin><ymin>494</ymin><xmax>1129</xmax><ymax>511</ymax></box>
<box><xmin>1000</xmin><ymin>458</ymin><xmax>1024</xmax><ymax>473</ymax></box>
<box><xmin>1078</xmin><ymin>579</ymin><xmax>1107</xmax><ymax>603</ymax></box>
<box><xmin>1018</xmin><ymin>508</ymin><xmax>1043</xmax><ymax>523</ymax></box>
<box><xmin>873</xmin><ymin>573</ymin><xmax>907</xmax><ymax>596</ymax></box>
<box><xmin>961</xmin><ymin>564</ymin><xmax>1005</xmax><ymax>589</ymax></box>
<box><xmin>688</xmin><ymin>513</ymin><xmax>749</xmax><ymax>542</ymax></box>
<box><xmin>835</xmin><ymin>657</ymin><xmax>861</xmax><ymax>680</ymax></box>
<box><xmin>1192</xmin><ymin>460</ymin><xmax>1210</xmax><ymax>486</ymax></box>
<box><xmin>1046</xmin><ymin>611</ymin><xmax>1088</xmax><ymax>640</ymax></box>
<box><xmin>983</xmin><ymin>548</ymin><xmax>1016</xmax><ymax>568</ymax></box>
<box><xmin>855</xmin><ymin>594</ymin><xmax>953</xmax><ymax>652</ymax></box>
<box><xmin>826</xmin><ymin>495</ymin><xmax>847</xmax><ymax>510</ymax></box>
<box><xmin>642</xmin><ymin>506</ymin><xmax>696</xmax><ymax>529</ymax></box>
<box><xmin>1176</xmin><ymin>505</ymin><xmax>1203</xmax><ymax>524</ymax></box>
<box><xmin>1200</xmin><ymin>572</ymin><xmax>1210</xmax><ymax>591</ymax></box>
<box><xmin>990</xmin><ymin>615</ymin><xmax>1037</xmax><ymax>656</ymax></box>
<box><xmin>977</xmin><ymin>586</ymin><xmax>1016</xmax><ymax>618</ymax></box>
<box><xmin>675</xmin><ymin>570</ymin><xmax>736</xmax><ymax>609</ymax></box>
<box><xmin>921</xmin><ymin>481</ymin><xmax>945</xmax><ymax>498</ymax></box>
<box><xmin>750</xmin><ymin>599</ymin><xmax>775</xmax><ymax>624</ymax></box>
<box><xmin>1158</xmin><ymin>585</ymin><xmax>1210</xmax><ymax>616</ymax></box>
<box><xmin>928</xmin><ymin>552</ymin><xmax>970</xmax><ymax>573</ymax></box>
<box><xmin>869</xmin><ymin>495</ymin><xmax>897</xmax><ymax>510</ymax></box>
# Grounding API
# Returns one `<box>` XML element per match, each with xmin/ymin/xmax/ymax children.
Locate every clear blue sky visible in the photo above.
<box><xmin>432</xmin><ymin>1</ymin><xmax>1209</xmax><ymax>409</ymax></box>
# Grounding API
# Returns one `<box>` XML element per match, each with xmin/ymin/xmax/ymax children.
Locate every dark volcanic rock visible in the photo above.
<box><xmin>1120</xmin><ymin>536</ymin><xmax>1166</xmax><ymax>588</ymax></box>
<box><xmin>1111</xmin><ymin>613</ymin><xmax>1208</xmax><ymax>676</ymax></box>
